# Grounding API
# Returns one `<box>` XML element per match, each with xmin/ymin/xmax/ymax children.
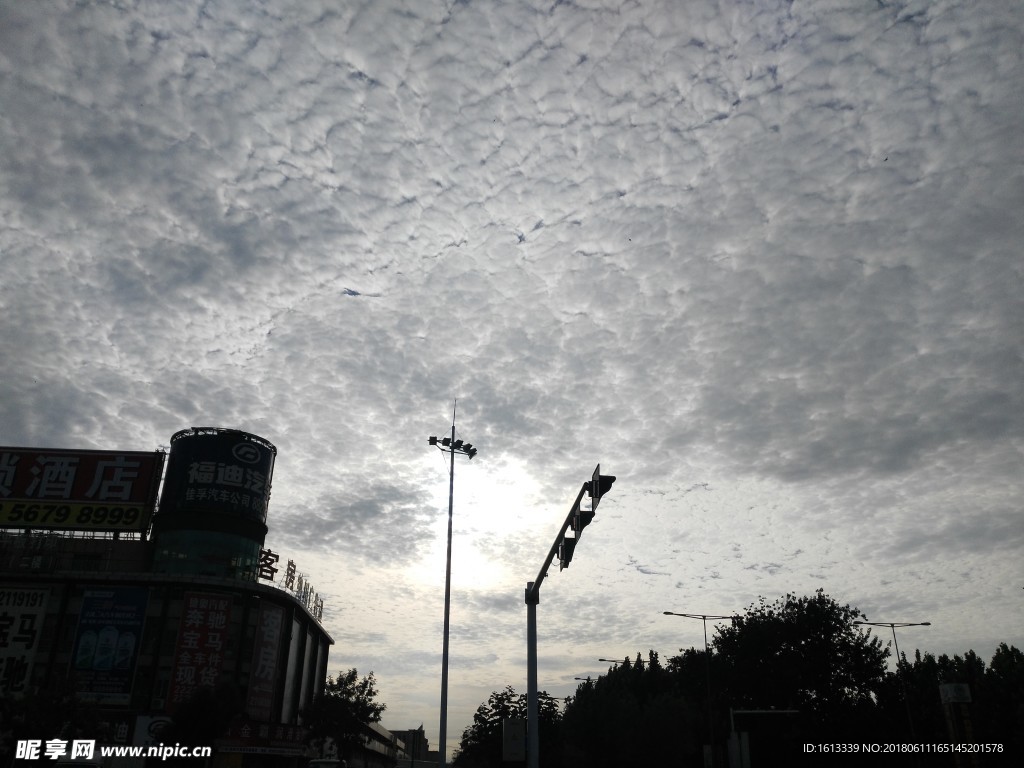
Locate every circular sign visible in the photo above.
<box><xmin>232</xmin><ymin>442</ymin><xmax>262</xmax><ymax>464</ymax></box>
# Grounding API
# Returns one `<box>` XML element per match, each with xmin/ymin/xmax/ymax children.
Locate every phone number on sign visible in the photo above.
<box><xmin>0</xmin><ymin>501</ymin><xmax>147</xmax><ymax>529</ymax></box>
<box><xmin>804</xmin><ymin>743</ymin><xmax>1004</xmax><ymax>754</ymax></box>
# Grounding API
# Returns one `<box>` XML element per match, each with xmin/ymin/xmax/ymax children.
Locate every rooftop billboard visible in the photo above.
<box><xmin>156</xmin><ymin>427</ymin><xmax>276</xmax><ymax>525</ymax></box>
<box><xmin>0</xmin><ymin>448</ymin><xmax>165</xmax><ymax>531</ymax></box>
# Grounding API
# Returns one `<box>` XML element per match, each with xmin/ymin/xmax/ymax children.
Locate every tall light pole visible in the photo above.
<box><xmin>663</xmin><ymin>612</ymin><xmax>733</xmax><ymax>768</ymax></box>
<box><xmin>428</xmin><ymin>405</ymin><xmax>477</xmax><ymax>768</ymax></box>
<box><xmin>854</xmin><ymin>620</ymin><xmax>930</xmax><ymax>741</ymax></box>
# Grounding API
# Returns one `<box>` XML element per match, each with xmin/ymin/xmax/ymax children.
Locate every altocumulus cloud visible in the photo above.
<box><xmin>1</xmin><ymin>0</ymin><xmax>1022</xmax><ymax>757</ymax></box>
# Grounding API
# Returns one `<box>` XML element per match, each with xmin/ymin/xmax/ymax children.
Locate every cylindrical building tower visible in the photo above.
<box><xmin>151</xmin><ymin>427</ymin><xmax>277</xmax><ymax>579</ymax></box>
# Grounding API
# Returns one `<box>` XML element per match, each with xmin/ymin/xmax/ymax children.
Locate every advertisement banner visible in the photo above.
<box><xmin>0</xmin><ymin>448</ymin><xmax>165</xmax><ymax>531</ymax></box>
<box><xmin>158</xmin><ymin>428</ymin><xmax>276</xmax><ymax>525</ymax></box>
<box><xmin>71</xmin><ymin>587</ymin><xmax>149</xmax><ymax>704</ymax></box>
<box><xmin>0</xmin><ymin>586</ymin><xmax>50</xmax><ymax>696</ymax></box>
<box><xmin>245</xmin><ymin>603</ymin><xmax>284</xmax><ymax>722</ymax></box>
<box><xmin>168</xmin><ymin>592</ymin><xmax>233</xmax><ymax>708</ymax></box>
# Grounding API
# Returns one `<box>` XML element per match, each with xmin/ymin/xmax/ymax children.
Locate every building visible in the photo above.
<box><xmin>0</xmin><ymin>428</ymin><xmax>333</xmax><ymax>768</ymax></box>
<box><xmin>391</xmin><ymin>726</ymin><xmax>431</xmax><ymax>768</ymax></box>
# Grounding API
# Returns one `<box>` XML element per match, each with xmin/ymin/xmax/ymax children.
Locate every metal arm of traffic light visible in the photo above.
<box><xmin>525</xmin><ymin>482</ymin><xmax>588</xmax><ymax>605</ymax></box>
<box><xmin>525</xmin><ymin>466</ymin><xmax>614</xmax><ymax>768</ymax></box>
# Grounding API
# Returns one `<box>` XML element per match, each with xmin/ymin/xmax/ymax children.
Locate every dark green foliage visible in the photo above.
<box><xmin>878</xmin><ymin>644</ymin><xmax>1024</xmax><ymax>764</ymax></box>
<box><xmin>302</xmin><ymin>669</ymin><xmax>386</xmax><ymax>760</ymax></box>
<box><xmin>523</xmin><ymin>592</ymin><xmax>1021</xmax><ymax>766</ymax></box>
<box><xmin>712</xmin><ymin>589</ymin><xmax>888</xmax><ymax>739</ymax></box>
<box><xmin>452</xmin><ymin>686</ymin><xmax>561</xmax><ymax>768</ymax></box>
<box><xmin>562</xmin><ymin>651</ymin><xmax>701</xmax><ymax>768</ymax></box>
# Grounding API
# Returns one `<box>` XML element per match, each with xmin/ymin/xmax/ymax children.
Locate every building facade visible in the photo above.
<box><xmin>0</xmin><ymin>428</ymin><xmax>332</xmax><ymax>768</ymax></box>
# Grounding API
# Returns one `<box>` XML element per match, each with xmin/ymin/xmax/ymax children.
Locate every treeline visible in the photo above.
<box><xmin>453</xmin><ymin>590</ymin><xmax>1023</xmax><ymax>768</ymax></box>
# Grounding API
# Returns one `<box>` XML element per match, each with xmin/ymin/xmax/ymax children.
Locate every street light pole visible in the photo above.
<box><xmin>429</xmin><ymin>406</ymin><xmax>477</xmax><ymax>768</ymax></box>
<box><xmin>854</xmin><ymin>620</ymin><xmax>931</xmax><ymax>742</ymax></box>
<box><xmin>663</xmin><ymin>612</ymin><xmax>733</xmax><ymax>768</ymax></box>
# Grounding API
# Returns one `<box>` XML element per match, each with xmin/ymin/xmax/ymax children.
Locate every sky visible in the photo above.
<box><xmin>1</xmin><ymin>0</ymin><xmax>1022</xmax><ymax>757</ymax></box>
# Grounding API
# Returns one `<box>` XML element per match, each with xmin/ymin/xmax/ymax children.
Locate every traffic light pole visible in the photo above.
<box><xmin>524</xmin><ymin>481</ymin><xmax>589</xmax><ymax>768</ymax></box>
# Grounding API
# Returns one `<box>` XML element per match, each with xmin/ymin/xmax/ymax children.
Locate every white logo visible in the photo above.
<box><xmin>232</xmin><ymin>443</ymin><xmax>261</xmax><ymax>464</ymax></box>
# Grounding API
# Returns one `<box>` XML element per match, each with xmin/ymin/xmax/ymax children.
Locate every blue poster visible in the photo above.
<box><xmin>71</xmin><ymin>587</ymin><xmax>149</xmax><ymax>704</ymax></box>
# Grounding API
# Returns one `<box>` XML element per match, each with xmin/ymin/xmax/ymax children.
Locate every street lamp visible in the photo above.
<box><xmin>663</xmin><ymin>612</ymin><xmax>734</xmax><ymax>768</ymax></box>
<box><xmin>428</xmin><ymin>405</ymin><xmax>477</xmax><ymax>768</ymax></box>
<box><xmin>854</xmin><ymin>620</ymin><xmax>931</xmax><ymax>741</ymax></box>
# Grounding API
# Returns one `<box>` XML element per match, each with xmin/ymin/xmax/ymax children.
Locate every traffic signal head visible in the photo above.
<box><xmin>588</xmin><ymin>465</ymin><xmax>616</xmax><ymax>511</ymax></box>
<box><xmin>570</xmin><ymin>508</ymin><xmax>595</xmax><ymax>535</ymax></box>
<box><xmin>559</xmin><ymin>536</ymin><xmax>578</xmax><ymax>570</ymax></box>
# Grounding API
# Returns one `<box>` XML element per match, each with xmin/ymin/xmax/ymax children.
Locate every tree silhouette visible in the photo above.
<box><xmin>712</xmin><ymin>590</ymin><xmax>888</xmax><ymax>744</ymax></box>
<box><xmin>302</xmin><ymin>669</ymin><xmax>386</xmax><ymax>761</ymax></box>
<box><xmin>885</xmin><ymin>644</ymin><xmax>1024</xmax><ymax>765</ymax></box>
<box><xmin>453</xmin><ymin>686</ymin><xmax>561</xmax><ymax>768</ymax></box>
<box><xmin>557</xmin><ymin>593</ymin><xmax>1021</xmax><ymax>765</ymax></box>
<box><xmin>562</xmin><ymin>651</ymin><xmax>698</xmax><ymax>768</ymax></box>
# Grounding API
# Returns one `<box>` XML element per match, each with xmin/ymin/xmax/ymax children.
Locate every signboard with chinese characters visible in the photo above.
<box><xmin>71</xmin><ymin>587</ymin><xmax>149</xmax><ymax>705</ymax></box>
<box><xmin>168</xmin><ymin>592</ymin><xmax>233</xmax><ymax>709</ymax></box>
<box><xmin>245</xmin><ymin>603</ymin><xmax>284</xmax><ymax>722</ymax></box>
<box><xmin>157</xmin><ymin>428</ymin><xmax>275</xmax><ymax>525</ymax></box>
<box><xmin>0</xmin><ymin>448</ymin><xmax>165</xmax><ymax>531</ymax></box>
<box><xmin>0</xmin><ymin>586</ymin><xmax>50</xmax><ymax>696</ymax></box>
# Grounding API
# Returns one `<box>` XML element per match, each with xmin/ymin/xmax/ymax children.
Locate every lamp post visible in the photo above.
<box><xmin>663</xmin><ymin>612</ymin><xmax>734</xmax><ymax>768</ymax></box>
<box><xmin>428</xmin><ymin>407</ymin><xmax>477</xmax><ymax>768</ymax></box>
<box><xmin>854</xmin><ymin>620</ymin><xmax>930</xmax><ymax>741</ymax></box>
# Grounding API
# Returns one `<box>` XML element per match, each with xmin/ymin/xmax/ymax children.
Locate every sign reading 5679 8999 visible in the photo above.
<box><xmin>0</xmin><ymin>500</ymin><xmax>149</xmax><ymax>530</ymax></box>
<box><xmin>0</xmin><ymin>448</ymin><xmax>164</xmax><ymax>531</ymax></box>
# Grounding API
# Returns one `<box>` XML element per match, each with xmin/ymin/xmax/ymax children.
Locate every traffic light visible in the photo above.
<box><xmin>558</xmin><ymin>535</ymin><xmax>578</xmax><ymax>570</ymax></box>
<box><xmin>570</xmin><ymin>504</ymin><xmax>595</xmax><ymax>536</ymax></box>
<box><xmin>589</xmin><ymin>465</ymin><xmax>616</xmax><ymax>511</ymax></box>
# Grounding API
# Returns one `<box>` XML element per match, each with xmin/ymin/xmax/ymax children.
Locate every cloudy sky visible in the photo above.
<box><xmin>2</xmin><ymin>0</ymin><xmax>1022</xmax><ymax>756</ymax></box>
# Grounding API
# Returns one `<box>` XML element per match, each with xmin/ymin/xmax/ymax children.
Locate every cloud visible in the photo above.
<box><xmin>1</xmin><ymin>0</ymin><xmax>1022</xmax><ymax>755</ymax></box>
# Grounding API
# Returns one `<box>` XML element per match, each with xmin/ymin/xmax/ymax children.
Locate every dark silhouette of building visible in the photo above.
<box><xmin>0</xmin><ymin>428</ymin><xmax>332</xmax><ymax>767</ymax></box>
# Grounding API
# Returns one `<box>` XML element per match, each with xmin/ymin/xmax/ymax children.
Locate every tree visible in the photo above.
<box><xmin>562</xmin><ymin>651</ymin><xmax>697</xmax><ymax>768</ymax></box>
<box><xmin>453</xmin><ymin>686</ymin><xmax>561</xmax><ymax>768</ymax></box>
<box><xmin>303</xmin><ymin>669</ymin><xmax>386</xmax><ymax>760</ymax></box>
<box><xmin>712</xmin><ymin>590</ymin><xmax>888</xmax><ymax>741</ymax></box>
<box><xmin>888</xmin><ymin>644</ymin><xmax>1024</xmax><ymax>765</ymax></box>
<box><xmin>984</xmin><ymin>643</ymin><xmax>1024</xmax><ymax>758</ymax></box>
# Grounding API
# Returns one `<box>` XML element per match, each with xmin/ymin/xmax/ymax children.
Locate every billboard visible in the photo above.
<box><xmin>157</xmin><ymin>428</ymin><xmax>276</xmax><ymax>525</ymax></box>
<box><xmin>0</xmin><ymin>448</ymin><xmax>165</xmax><ymax>531</ymax></box>
<box><xmin>71</xmin><ymin>587</ymin><xmax>149</xmax><ymax>705</ymax></box>
<box><xmin>0</xmin><ymin>585</ymin><xmax>50</xmax><ymax>696</ymax></box>
<box><xmin>168</xmin><ymin>591</ymin><xmax>233</xmax><ymax>709</ymax></box>
<box><xmin>245</xmin><ymin>602</ymin><xmax>285</xmax><ymax>722</ymax></box>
